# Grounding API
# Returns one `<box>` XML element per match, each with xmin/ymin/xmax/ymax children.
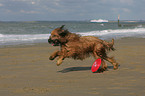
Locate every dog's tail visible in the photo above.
<box><xmin>103</xmin><ymin>39</ymin><xmax>115</xmax><ymax>51</ymax></box>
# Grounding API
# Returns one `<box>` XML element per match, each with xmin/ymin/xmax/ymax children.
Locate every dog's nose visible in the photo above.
<box><xmin>48</xmin><ymin>38</ymin><xmax>51</xmax><ymax>43</ymax></box>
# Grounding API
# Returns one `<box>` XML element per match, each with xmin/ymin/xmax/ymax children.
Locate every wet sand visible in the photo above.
<box><xmin>0</xmin><ymin>38</ymin><xmax>145</xmax><ymax>96</ymax></box>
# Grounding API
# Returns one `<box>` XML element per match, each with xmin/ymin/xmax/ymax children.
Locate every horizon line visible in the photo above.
<box><xmin>0</xmin><ymin>19</ymin><xmax>145</xmax><ymax>22</ymax></box>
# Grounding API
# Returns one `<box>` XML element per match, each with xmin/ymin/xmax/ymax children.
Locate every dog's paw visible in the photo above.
<box><xmin>56</xmin><ymin>59</ymin><xmax>63</xmax><ymax>66</ymax></box>
<box><xmin>97</xmin><ymin>68</ymin><xmax>104</xmax><ymax>73</ymax></box>
<box><xmin>57</xmin><ymin>63</ymin><xmax>61</xmax><ymax>66</ymax></box>
<box><xmin>113</xmin><ymin>63</ymin><xmax>119</xmax><ymax>70</ymax></box>
<box><xmin>49</xmin><ymin>56</ymin><xmax>55</xmax><ymax>60</ymax></box>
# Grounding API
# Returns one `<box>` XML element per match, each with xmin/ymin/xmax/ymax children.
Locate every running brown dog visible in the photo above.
<box><xmin>48</xmin><ymin>25</ymin><xmax>118</xmax><ymax>71</ymax></box>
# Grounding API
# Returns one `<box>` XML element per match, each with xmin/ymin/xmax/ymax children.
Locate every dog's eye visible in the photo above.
<box><xmin>52</xmin><ymin>35</ymin><xmax>57</xmax><ymax>37</ymax></box>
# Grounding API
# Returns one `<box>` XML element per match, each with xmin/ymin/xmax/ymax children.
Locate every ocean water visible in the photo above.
<box><xmin>0</xmin><ymin>21</ymin><xmax>145</xmax><ymax>45</ymax></box>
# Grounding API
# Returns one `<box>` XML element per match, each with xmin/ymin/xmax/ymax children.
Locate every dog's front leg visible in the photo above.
<box><xmin>49</xmin><ymin>50</ymin><xmax>65</xmax><ymax>66</ymax></box>
<box><xmin>56</xmin><ymin>49</ymin><xmax>68</xmax><ymax>66</ymax></box>
<box><xmin>49</xmin><ymin>50</ymin><xmax>60</xmax><ymax>60</ymax></box>
<box><xmin>57</xmin><ymin>55</ymin><xmax>64</xmax><ymax>66</ymax></box>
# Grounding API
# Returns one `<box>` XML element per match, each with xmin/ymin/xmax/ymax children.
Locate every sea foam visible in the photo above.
<box><xmin>78</xmin><ymin>28</ymin><xmax>145</xmax><ymax>39</ymax></box>
<box><xmin>0</xmin><ymin>28</ymin><xmax>145</xmax><ymax>45</ymax></box>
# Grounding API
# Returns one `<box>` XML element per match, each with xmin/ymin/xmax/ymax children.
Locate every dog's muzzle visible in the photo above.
<box><xmin>48</xmin><ymin>38</ymin><xmax>52</xmax><ymax>44</ymax></box>
<box><xmin>48</xmin><ymin>38</ymin><xmax>60</xmax><ymax>46</ymax></box>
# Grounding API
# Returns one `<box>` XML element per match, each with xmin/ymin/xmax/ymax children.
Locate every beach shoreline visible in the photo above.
<box><xmin>0</xmin><ymin>37</ymin><xmax>145</xmax><ymax>96</ymax></box>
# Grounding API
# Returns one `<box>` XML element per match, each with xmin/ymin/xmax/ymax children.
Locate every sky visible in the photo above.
<box><xmin>0</xmin><ymin>0</ymin><xmax>145</xmax><ymax>21</ymax></box>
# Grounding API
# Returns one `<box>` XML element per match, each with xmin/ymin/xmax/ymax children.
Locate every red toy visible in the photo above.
<box><xmin>91</xmin><ymin>58</ymin><xmax>102</xmax><ymax>72</ymax></box>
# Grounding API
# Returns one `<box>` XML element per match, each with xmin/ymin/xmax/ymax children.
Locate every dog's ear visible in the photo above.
<box><xmin>60</xmin><ymin>25</ymin><xmax>65</xmax><ymax>29</ymax></box>
<box><xmin>59</xmin><ymin>29</ymin><xmax>68</xmax><ymax>37</ymax></box>
<box><xmin>58</xmin><ymin>25</ymin><xmax>68</xmax><ymax>37</ymax></box>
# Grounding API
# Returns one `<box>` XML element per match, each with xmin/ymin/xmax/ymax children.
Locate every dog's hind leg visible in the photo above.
<box><xmin>104</xmin><ymin>57</ymin><xmax>118</xmax><ymax>70</ymax></box>
<box><xmin>102</xmin><ymin>60</ymin><xmax>107</xmax><ymax>70</ymax></box>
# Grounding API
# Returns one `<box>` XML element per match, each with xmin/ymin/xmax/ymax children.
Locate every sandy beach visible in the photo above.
<box><xmin>0</xmin><ymin>38</ymin><xmax>145</xmax><ymax>96</ymax></box>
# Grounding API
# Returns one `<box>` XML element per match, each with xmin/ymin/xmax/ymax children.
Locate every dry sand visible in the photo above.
<box><xmin>0</xmin><ymin>38</ymin><xmax>145</xmax><ymax>96</ymax></box>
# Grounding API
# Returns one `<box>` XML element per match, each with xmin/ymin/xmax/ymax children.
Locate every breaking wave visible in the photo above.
<box><xmin>0</xmin><ymin>28</ymin><xmax>145</xmax><ymax>45</ymax></box>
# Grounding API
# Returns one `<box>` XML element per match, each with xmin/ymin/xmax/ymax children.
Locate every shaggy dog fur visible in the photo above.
<box><xmin>48</xmin><ymin>25</ymin><xmax>118</xmax><ymax>71</ymax></box>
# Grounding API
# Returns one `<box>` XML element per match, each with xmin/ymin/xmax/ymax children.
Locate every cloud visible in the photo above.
<box><xmin>112</xmin><ymin>8</ymin><xmax>131</xmax><ymax>13</ymax></box>
<box><xmin>0</xmin><ymin>3</ymin><xmax>4</xmax><ymax>7</ymax></box>
<box><xmin>20</xmin><ymin>10</ymin><xmax>39</xmax><ymax>14</ymax></box>
<box><xmin>0</xmin><ymin>0</ymin><xmax>145</xmax><ymax>21</ymax></box>
<box><xmin>119</xmin><ymin>0</ymin><xmax>134</xmax><ymax>5</ymax></box>
<box><xmin>31</xmin><ymin>1</ymin><xmax>36</xmax><ymax>5</ymax></box>
<box><xmin>122</xmin><ymin>8</ymin><xmax>131</xmax><ymax>12</ymax></box>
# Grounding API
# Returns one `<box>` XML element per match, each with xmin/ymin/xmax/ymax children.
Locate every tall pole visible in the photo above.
<box><xmin>118</xmin><ymin>15</ymin><xmax>121</xmax><ymax>27</ymax></box>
